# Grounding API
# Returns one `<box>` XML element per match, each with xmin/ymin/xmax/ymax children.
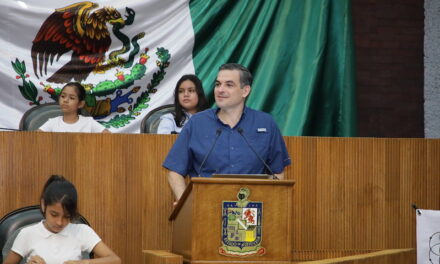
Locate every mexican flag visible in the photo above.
<box><xmin>0</xmin><ymin>0</ymin><xmax>356</xmax><ymax>135</ymax></box>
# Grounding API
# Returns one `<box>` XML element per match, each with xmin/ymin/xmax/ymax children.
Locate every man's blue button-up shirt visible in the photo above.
<box><xmin>163</xmin><ymin>107</ymin><xmax>291</xmax><ymax>177</ymax></box>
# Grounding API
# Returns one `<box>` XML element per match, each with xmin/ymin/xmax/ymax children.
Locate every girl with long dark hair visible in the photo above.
<box><xmin>157</xmin><ymin>74</ymin><xmax>208</xmax><ymax>134</ymax></box>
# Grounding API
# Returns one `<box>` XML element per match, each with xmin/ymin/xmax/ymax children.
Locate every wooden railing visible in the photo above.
<box><xmin>0</xmin><ymin>132</ymin><xmax>438</xmax><ymax>263</ymax></box>
<box><xmin>292</xmin><ymin>249</ymin><xmax>415</xmax><ymax>263</ymax></box>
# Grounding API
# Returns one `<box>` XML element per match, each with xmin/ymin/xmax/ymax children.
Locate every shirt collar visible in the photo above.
<box><xmin>183</xmin><ymin>110</ymin><xmax>192</xmax><ymax>118</ymax></box>
<box><xmin>242</xmin><ymin>106</ymin><xmax>249</xmax><ymax>117</ymax></box>
<box><xmin>38</xmin><ymin>220</ymin><xmax>70</xmax><ymax>238</ymax></box>
<box><xmin>214</xmin><ymin>106</ymin><xmax>248</xmax><ymax>127</ymax></box>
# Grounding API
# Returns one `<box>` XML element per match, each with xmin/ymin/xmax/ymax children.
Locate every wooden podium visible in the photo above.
<box><xmin>169</xmin><ymin>177</ymin><xmax>295</xmax><ymax>264</ymax></box>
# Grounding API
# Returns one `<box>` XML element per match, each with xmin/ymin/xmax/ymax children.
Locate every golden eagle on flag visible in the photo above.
<box><xmin>9</xmin><ymin>0</ymin><xmax>176</xmax><ymax>131</ymax></box>
<box><xmin>31</xmin><ymin>1</ymin><xmax>124</xmax><ymax>83</ymax></box>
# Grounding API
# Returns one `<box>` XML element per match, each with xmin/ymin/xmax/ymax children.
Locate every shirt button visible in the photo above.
<box><xmin>231</xmin><ymin>165</ymin><xmax>234</xmax><ymax>168</ymax></box>
<box><xmin>231</xmin><ymin>147</ymin><xmax>234</xmax><ymax>150</ymax></box>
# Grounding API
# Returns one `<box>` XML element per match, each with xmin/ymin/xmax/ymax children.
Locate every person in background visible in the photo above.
<box><xmin>163</xmin><ymin>63</ymin><xmax>291</xmax><ymax>201</ymax></box>
<box><xmin>2</xmin><ymin>175</ymin><xmax>121</xmax><ymax>264</ymax></box>
<box><xmin>157</xmin><ymin>74</ymin><xmax>208</xmax><ymax>134</ymax></box>
<box><xmin>38</xmin><ymin>82</ymin><xmax>110</xmax><ymax>133</ymax></box>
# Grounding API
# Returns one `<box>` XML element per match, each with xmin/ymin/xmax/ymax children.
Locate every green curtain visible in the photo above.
<box><xmin>189</xmin><ymin>0</ymin><xmax>357</xmax><ymax>136</ymax></box>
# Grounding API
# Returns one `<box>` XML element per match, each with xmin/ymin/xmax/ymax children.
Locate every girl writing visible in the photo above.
<box><xmin>3</xmin><ymin>175</ymin><xmax>120</xmax><ymax>264</ymax></box>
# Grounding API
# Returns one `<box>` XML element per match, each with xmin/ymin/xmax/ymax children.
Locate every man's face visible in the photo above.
<box><xmin>214</xmin><ymin>70</ymin><xmax>250</xmax><ymax>110</ymax></box>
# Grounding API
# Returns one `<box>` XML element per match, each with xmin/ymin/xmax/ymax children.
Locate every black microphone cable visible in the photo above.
<box><xmin>197</xmin><ymin>128</ymin><xmax>222</xmax><ymax>177</ymax></box>
<box><xmin>237</xmin><ymin>127</ymin><xmax>279</xmax><ymax>180</ymax></box>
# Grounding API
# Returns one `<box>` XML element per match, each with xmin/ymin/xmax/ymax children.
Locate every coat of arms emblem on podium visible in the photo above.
<box><xmin>219</xmin><ymin>187</ymin><xmax>266</xmax><ymax>257</ymax></box>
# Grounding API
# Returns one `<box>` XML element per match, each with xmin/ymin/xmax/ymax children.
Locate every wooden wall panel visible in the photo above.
<box><xmin>427</xmin><ymin>139</ymin><xmax>440</xmax><ymax>208</ymax></box>
<box><xmin>0</xmin><ymin>132</ymin><xmax>439</xmax><ymax>263</ymax></box>
<box><xmin>0</xmin><ymin>132</ymin><xmax>176</xmax><ymax>264</ymax></box>
<box><xmin>284</xmin><ymin>137</ymin><xmax>440</xmax><ymax>252</ymax></box>
<box><xmin>293</xmin><ymin>249</ymin><xmax>416</xmax><ymax>263</ymax></box>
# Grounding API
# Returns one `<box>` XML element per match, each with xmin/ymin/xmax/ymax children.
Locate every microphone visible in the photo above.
<box><xmin>197</xmin><ymin>128</ymin><xmax>222</xmax><ymax>177</ymax></box>
<box><xmin>237</xmin><ymin>127</ymin><xmax>278</xmax><ymax>180</ymax></box>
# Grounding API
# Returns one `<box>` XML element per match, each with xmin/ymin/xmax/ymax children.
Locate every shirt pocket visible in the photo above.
<box><xmin>246</xmin><ymin>131</ymin><xmax>271</xmax><ymax>160</ymax></box>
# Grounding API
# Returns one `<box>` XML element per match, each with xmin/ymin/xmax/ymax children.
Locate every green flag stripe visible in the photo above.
<box><xmin>189</xmin><ymin>0</ymin><xmax>356</xmax><ymax>136</ymax></box>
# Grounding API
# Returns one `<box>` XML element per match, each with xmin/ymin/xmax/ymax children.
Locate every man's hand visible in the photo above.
<box><xmin>168</xmin><ymin>171</ymin><xmax>187</xmax><ymax>201</ymax></box>
<box><xmin>64</xmin><ymin>260</ymin><xmax>89</xmax><ymax>264</ymax></box>
<box><xmin>274</xmin><ymin>171</ymin><xmax>284</xmax><ymax>180</ymax></box>
<box><xmin>26</xmin><ymin>255</ymin><xmax>46</xmax><ymax>264</ymax></box>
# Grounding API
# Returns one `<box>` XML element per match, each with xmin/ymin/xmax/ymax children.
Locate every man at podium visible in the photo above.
<box><xmin>163</xmin><ymin>63</ymin><xmax>291</xmax><ymax>201</ymax></box>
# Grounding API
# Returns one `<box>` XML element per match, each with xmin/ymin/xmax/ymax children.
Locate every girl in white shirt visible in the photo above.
<box><xmin>3</xmin><ymin>175</ymin><xmax>120</xmax><ymax>264</ymax></box>
<box><xmin>157</xmin><ymin>75</ymin><xmax>208</xmax><ymax>134</ymax></box>
<box><xmin>38</xmin><ymin>82</ymin><xmax>110</xmax><ymax>133</ymax></box>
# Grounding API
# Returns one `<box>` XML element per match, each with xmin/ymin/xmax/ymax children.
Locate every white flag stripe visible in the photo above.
<box><xmin>0</xmin><ymin>0</ymin><xmax>195</xmax><ymax>133</ymax></box>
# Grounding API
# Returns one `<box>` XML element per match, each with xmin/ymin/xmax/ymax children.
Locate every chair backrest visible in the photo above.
<box><xmin>19</xmin><ymin>103</ymin><xmax>92</xmax><ymax>131</ymax></box>
<box><xmin>19</xmin><ymin>103</ymin><xmax>63</xmax><ymax>131</ymax></box>
<box><xmin>140</xmin><ymin>104</ymin><xmax>175</xmax><ymax>133</ymax></box>
<box><xmin>0</xmin><ymin>205</ymin><xmax>90</xmax><ymax>262</ymax></box>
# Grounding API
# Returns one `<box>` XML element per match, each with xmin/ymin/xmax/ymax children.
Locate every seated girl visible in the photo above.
<box><xmin>38</xmin><ymin>82</ymin><xmax>110</xmax><ymax>133</ymax></box>
<box><xmin>157</xmin><ymin>74</ymin><xmax>208</xmax><ymax>134</ymax></box>
<box><xmin>3</xmin><ymin>175</ymin><xmax>121</xmax><ymax>264</ymax></box>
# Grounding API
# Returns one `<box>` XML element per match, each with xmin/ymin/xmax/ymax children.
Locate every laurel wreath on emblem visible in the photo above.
<box><xmin>219</xmin><ymin>188</ymin><xmax>266</xmax><ymax>257</ymax></box>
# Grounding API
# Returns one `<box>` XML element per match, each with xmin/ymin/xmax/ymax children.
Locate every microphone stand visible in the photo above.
<box><xmin>197</xmin><ymin>129</ymin><xmax>222</xmax><ymax>177</ymax></box>
<box><xmin>237</xmin><ymin>127</ymin><xmax>279</xmax><ymax>180</ymax></box>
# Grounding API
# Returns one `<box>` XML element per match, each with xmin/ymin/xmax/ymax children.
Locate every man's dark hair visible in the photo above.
<box><xmin>219</xmin><ymin>63</ymin><xmax>253</xmax><ymax>88</ymax></box>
